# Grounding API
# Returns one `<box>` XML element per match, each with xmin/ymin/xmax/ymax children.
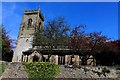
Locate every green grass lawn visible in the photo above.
<box><xmin>0</xmin><ymin>64</ymin><xmax>4</xmax><ymax>77</ymax></box>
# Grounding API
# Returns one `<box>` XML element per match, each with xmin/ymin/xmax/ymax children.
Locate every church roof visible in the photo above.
<box><xmin>22</xmin><ymin>49</ymin><xmax>83</xmax><ymax>55</ymax></box>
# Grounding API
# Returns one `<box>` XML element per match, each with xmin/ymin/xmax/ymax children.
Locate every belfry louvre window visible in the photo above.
<box><xmin>28</xmin><ymin>19</ymin><xmax>32</xmax><ymax>27</ymax></box>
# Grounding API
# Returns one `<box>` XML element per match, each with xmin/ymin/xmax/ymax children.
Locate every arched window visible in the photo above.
<box><xmin>28</xmin><ymin>19</ymin><xmax>32</xmax><ymax>27</ymax></box>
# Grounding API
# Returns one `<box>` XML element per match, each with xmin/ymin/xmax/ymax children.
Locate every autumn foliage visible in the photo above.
<box><xmin>68</xmin><ymin>25</ymin><xmax>120</xmax><ymax>66</ymax></box>
<box><xmin>0</xmin><ymin>25</ymin><xmax>14</xmax><ymax>61</ymax></box>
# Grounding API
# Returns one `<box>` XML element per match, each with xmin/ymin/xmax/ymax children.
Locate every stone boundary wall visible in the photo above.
<box><xmin>0</xmin><ymin>61</ymin><xmax>120</xmax><ymax>79</ymax></box>
<box><xmin>56</xmin><ymin>65</ymin><xmax>120</xmax><ymax>79</ymax></box>
<box><xmin>1</xmin><ymin>62</ymin><xmax>28</xmax><ymax>79</ymax></box>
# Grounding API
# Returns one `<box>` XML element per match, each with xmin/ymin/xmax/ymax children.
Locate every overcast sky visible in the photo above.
<box><xmin>2</xmin><ymin>2</ymin><xmax>118</xmax><ymax>41</ymax></box>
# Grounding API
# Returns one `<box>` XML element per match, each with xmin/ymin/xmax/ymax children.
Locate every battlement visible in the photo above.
<box><xmin>24</xmin><ymin>8</ymin><xmax>44</xmax><ymax>21</ymax></box>
<box><xmin>24</xmin><ymin>10</ymin><xmax>39</xmax><ymax>14</ymax></box>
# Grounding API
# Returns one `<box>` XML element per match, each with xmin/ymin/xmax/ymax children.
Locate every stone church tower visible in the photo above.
<box><xmin>12</xmin><ymin>7</ymin><xmax>44</xmax><ymax>62</ymax></box>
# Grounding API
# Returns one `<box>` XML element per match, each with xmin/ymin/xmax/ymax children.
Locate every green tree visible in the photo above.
<box><xmin>33</xmin><ymin>17</ymin><xmax>70</xmax><ymax>61</ymax></box>
<box><xmin>45</xmin><ymin>17</ymin><xmax>70</xmax><ymax>47</ymax></box>
<box><xmin>33</xmin><ymin>27</ymin><xmax>47</xmax><ymax>47</ymax></box>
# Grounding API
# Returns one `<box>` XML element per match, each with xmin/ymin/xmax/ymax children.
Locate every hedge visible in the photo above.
<box><xmin>22</xmin><ymin>62</ymin><xmax>60</xmax><ymax>80</ymax></box>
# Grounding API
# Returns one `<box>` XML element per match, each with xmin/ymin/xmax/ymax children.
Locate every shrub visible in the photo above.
<box><xmin>22</xmin><ymin>62</ymin><xmax>60</xmax><ymax>80</ymax></box>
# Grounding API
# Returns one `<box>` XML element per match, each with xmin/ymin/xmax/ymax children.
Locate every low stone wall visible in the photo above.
<box><xmin>1</xmin><ymin>62</ymin><xmax>28</xmax><ymax>79</ymax></box>
<box><xmin>56</xmin><ymin>65</ymin><xmax>120</xmax><ymax>79</ymax></box>
<box><xmin>1</xmin><ymin>61</ymin><xmax>120</xmax><ymax>79</ymax></box>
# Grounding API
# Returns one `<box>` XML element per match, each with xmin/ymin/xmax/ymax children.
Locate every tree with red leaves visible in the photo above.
<box><xmin>0</xmin><ymin>25</ymin><xmax>14</xmax><ymax>61</ymax></box>
<box><xmin>106</xmin><ymin>40</ymin><xmax>120</xmax><ymax>65</ymax></box>
<box><xmin>69</xmin><ymin>25</ymin><xmax>110</xmax><ymax>66</ymax></box>
<box><xmin>69</xmin><ymin>25</ymin><xmax>90</xmax><ymax>65</ymax></box>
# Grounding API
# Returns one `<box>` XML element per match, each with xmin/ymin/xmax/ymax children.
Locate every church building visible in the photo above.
<box><xmin>12</xmin><ymin>7</ymin><xmax>94</xmax><ymax>66</ymax></box>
